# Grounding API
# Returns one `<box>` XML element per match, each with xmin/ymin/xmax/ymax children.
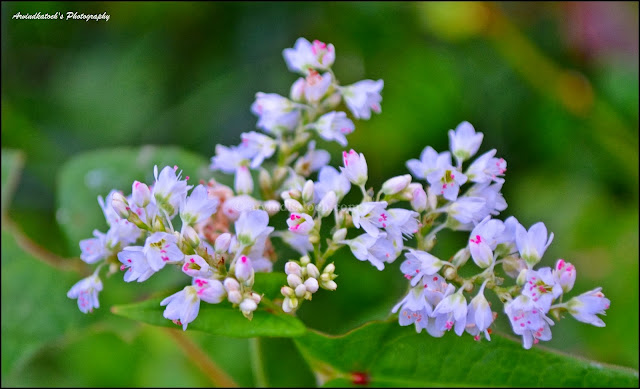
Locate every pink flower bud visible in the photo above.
<box><xmin>111</xmin><ymin>192</ymin><xmax>130</xmax><ymax>219</ymax></box>
<box><xmin>553</xmin><ymin>259</ymin><xmax>576</xmax><ymax>293</ymax></box>
<box><xmin>132</xmin><ymin>181</ymin><xmax>151</xmax><ymax>207</ymax></box>
<box><xmin>382</xmin><ymin>174</ymin><xmax>412</xmax><ymax>195</ymax></box>
<box><xmin>235</xmin><ymin>256</ymin><xmax>254</xmax><ymax>285</ymax></box>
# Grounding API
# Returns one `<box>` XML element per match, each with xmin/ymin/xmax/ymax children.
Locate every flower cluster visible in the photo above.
<box><xmin>390</xmin><ymin>123</ymin><xmax>610</xmax><ymax>349</ymax></box>
<box><xmin>68</xmin><ymin>37</ymin><xmax>609</xmax><ymax>348</ymax></box>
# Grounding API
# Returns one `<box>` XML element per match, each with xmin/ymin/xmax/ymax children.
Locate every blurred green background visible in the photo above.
<box><xmin>2</xmin><ymin>1</ymin><xmax>638</xmax><ymax>387</ymax></box>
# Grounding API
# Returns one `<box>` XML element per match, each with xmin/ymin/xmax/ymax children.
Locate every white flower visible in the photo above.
<box><xmin>209</xmin><ymin>144</ymin><xmax>250</xmax><ymax>174</ymax></box>
<box><xmin>287</xmin><ymin>213</ymin><xmax>315</xmax><ymax>235</ymax></box>
<box><xmin>505</xmin><ymin>295</ymin><xmax>554</xmax><ymax>349</ymax></box>
<box><xmin>465</xmin><ymin>281</ymin><xmax>494</xmax><ymax>341</ymax></box>
<box><xmin>240</xmin><ymin>131</ymin><xmax>277</xmax><ymax>168</ymax></box>
<box><xmin>79</xmin><ymin>230</ymin><xmax>109</xmax><ymax>264</ymax></box>
<box><xmin>340</xmin><ymin>149</ymin><xmax>368</xmax><ymax>186</ymax></box>
<box><xmin>234</xmin><ymin>165</ymin><xmax>254</xmax><ymax>195</ymax></box>
<box><xmin>521</xmin><ymin>267</ymin><xmax>563</xmax><ymax>312</ymax></box>
<box><xmin>251</xmin><ymin>92</ymin><xmax>300</xmax><ymax>134</ymax></box>
<box><xmin>341</xmin><ymin>79</ymin><xmax>384</xmax><ymax>120</ymax></box>
<box><xmin>152</xmin><ymin>165</ymin><xmax>192</xmax><ymax>218</ymax></box>
<box><xmin>496</xmin><ymin>215</ymin><xmax>519</xmax><ymax>252</ymax></box>
<box><xmin>304</xmin><ymin>70</ymin><xmax>333</xmax><ymax>103</ymax></box>
<box><xmin>67</xmin><ymin>274</ymin><xmax>103</xmax><ymax>314</ymax></box>
<box><xmin>464</xmin><ymin>182</ymin><xmax>507</xmax><ymax>219</ymax></box>
<box><xmin>465</xmin><ymin>149</ymin><xmax>506</xmax><ymax>184</ymax></box>
<box><xmin>118</xmin><ymin>246</ymin><xmax>156</xmax><ymax>283</ymax></box>
<box><xmin>406</xmin><ymin>147</ymin><xmax>450</xmax><ymax>181</ymax></box>
<box><xmin>468</xmin><ymin>216</ymin><xmax>505</xmax><ymax>268</ymax></box>
<box><xmin>426</xmin><ymin>155</ymin><xmax>467</xmax><ymax>201</ymax></box>
<box><xmin>449</xmin><ymin>121</ymin><xmax>483</xmax><ymax>164</ymax></box>
<box><xmin>131</xmin><ymin>180</ymin><xmax>151</xmax><ymax>207</ymax></box>
<box><xmin>180</xmin><ymin>185</ymin><xmax>219</xmax><ymax>226</ymax></box>
<box><xmin>193</xmin><ymin>278</ymin><xmax>226</xmax><ymax>304</ymax></box>
<box><xmin>161</xmin><ymin>286</ymin><xmax>200</xmax><ymax>331</ymax></box>
<box><xmin>447</xmin><ymin>197</ymin><xmax>486</xmax><ymax>226</ymax></box>
<box><xmin>317</xmin><ymin>191</ymin><xmax>338</xmax><ymax>217</ymax></box>
<box><xmin>384</xmin><ymin>208</ymin><xmax>420</xmax><ymax>240</ymax></box>
<box><xmin>382</xmin><ymin>174</ymin><xmax>412</xmax><ymax>195</ymax></box>
<box><xmin>98</xmin><ymin>190</ymin><xmax>141</xmax><ymax>245</ymax></box>
<box><xmin>235</xmin><ymin>255</ymin><xmax>255</xmax><ymax>284</ymax></box>
<box><xmin>553</xmin><ymin>259</ymin><xmax>576</xmax><ymax>293</ymax></box>
<box><xmin>431</xmin><ymin>289</ymin><xmax>468</xmax><ymax>336</ymax></box>
<box><xmin>400</xmin><ymin>249</ymin><xmax>449</xmax><ymax>287</ymax></box>
<box><xmin>283</xmin><ymin>38</ymin><xmax>335</xmax><ymax>74</ymax></box>
<box><xmin>290</xmin><ymin>77</ymin><xmax>305</xmax><ymax>101</ymax></box>
<box><xmin>182</xmin><ymin>255</ymin><xmax>213</xmax><ymax>278</ymax></box>
<box><xmin>567</xmin><ymin>287</ymin><xmax>610</xmax><ymax>327</ymax></box>
<box><xmin>351</xmin><ymin>201</ymin><xmax>388</xmax><ymax>238</ymax></box>
<box><xmin>516</xmin><ymin>222</ymin><xmax>554</xmax><ymax>267</ymax></box>
<box><xmin>315</xmin><ymin>166</ymin><xmax>351</xmax><ymax>201</ymax></box>
<box><xmin>294</xmin><ymin>141</ymin><xmax>331</xmax><ymax>176</ymax></box>
<box><xmin>392</xmin><ymin>285</ymin><xmax>432</xmax><ymax>333</ymax></box>
<box><xmin>313</xmin><ymin>111</ymin><xmax>355</xmax><ymax>146</ymax></box>
<box><xmin>341</xmin><ymin>233</ymin><xmax>397</xmax><ymax>270</ymax></box>
<box><xmin>221</xmin><ymin>195</ymin><xmax>260</xmax><ymax>221</ymax></box>
<box><xmin>143</xmin><ymin>232</ymin><xmax>184</xmax><ymax>271</ymax></box>
<box><xmin>408</xmin><ymin>184</ymin><xmax>427</xmax><ymax>212</ymax></box>
<box><xmin>273</xmin><ymin>231</ymin><xmax>313</xmax><ymax>255</ymax></box>
<box><xmin>235</xmin><ymin>210</ymin><xmax>273</xmax><ymax>246</ymax></box>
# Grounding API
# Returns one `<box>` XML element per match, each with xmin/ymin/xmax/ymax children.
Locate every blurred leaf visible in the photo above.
<box><xmin>112</xmin><ymin>273</ymin><xmax>306</xmax><ymax>338</ymax></box>
<box><xmin>1</xmin><ymin>148</ymin><xmax>24</xmax><ymax>217</ymax></box>
<box><xmin>0</xmin><ymin>228</ymin><xmax>91</xmax><ymax>381</ymax></box>
<box><xmin>56</xmin><ymin>145</ymin><xmax>219</xmax><ymax>251</ymax></box>
<box><xmin>294</xmin><ymin>320</ymin><xmax>639</xmax><ymax>387</ymax></box>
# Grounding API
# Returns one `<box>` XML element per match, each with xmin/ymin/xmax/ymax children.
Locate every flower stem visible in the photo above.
<box><xmin>249</xmin><ymin>337</ymin><xmax>268</xmax><ymax>387</ymax></box>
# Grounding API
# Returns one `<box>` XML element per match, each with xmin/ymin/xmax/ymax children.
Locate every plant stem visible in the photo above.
<box><xmin>249</xmin><ymin>337</ymin><xmax>268</xmax><ymax>388</ymax></box>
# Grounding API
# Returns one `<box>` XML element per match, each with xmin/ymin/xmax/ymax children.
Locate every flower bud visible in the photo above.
<box><xmin>285</xmin><ymin>261</ymin><xmax>302</xmax><ymax>277</ymax></box>
<box><xmin>451</xmin><ymin>247</ymin><xmax>470</xmax><ymax>268</ymax></box>
<box><xmin>321</xmin><ymin>280</ymin><xmax>338</xmax><ymax>291</ymax></box>
<box><xmin>444</xmin><ymin>266</ymin><xmax>457</xmax><ymax>280</ymax></box>
<box><xmin>287</xmin><ymin>273</ymin><xmax>303</xmax><ymax>288</ymax></box>
<box><xmin>320</xmin><ymin>273</ymin><xmax>330</xmax><ymax>282</ymax></box>
<box><xmin>426</xmin><ymin>185</ymin><xmax>438</xmax><ymax>211</ymax></box>
<box><xmin>300</xmin><ymin>255</ymin><xmax>311</xmax><ymax>266</ymax></box>
<box><xmin>318</xmin><ymin>191</ymin><xmax>337</xmax><ymax>217</ymax></box>
<box><xmin>111</xmin><ymin>192</ymin><xmax>130</xmax><ymax>219</ymax></box>
<box><xmin>323</xmin><ymin>263</ymin><xmax>336</xmax><ymax>275</ymax></box>
<box><xmin>516</xmin><ymin>268</ymin><xmax>528</xmax><ymax>286</ymax></box>
<box><xmin>332</xmin><ymin>228</ymin><xmax>347</xmax><ymax>242</ymax></box>
<box><xmin>259</xmin><ymin>168</ymin><xmax>272</xmax><ymax>194</ymax></box>
<box><xmin>285</xmin><ymin>199</ymin><xmax>304</xmax><ymax>213</ymax></box>
<box><xmin>302</xmin><ymin>180</ymin><xmax>315</xmax><ymax>204</ymax></box>
<box><xmin>304</xmin><ymin>277</ymin><xmax>319</xmax><ymax>293</ymax></box>
<box><xmin>281</xmin><ymin>286</ymin><xmax>294</xmax><ymax>297</ymax></box>
<box><xmin>306</xmin><ymin>263</ymin><xmax>320</xmax><ymax>279</ymax></box>
<box><xmin>228</xmin><ymin>290</ymin><xmax>243</xmax><ymax>304</ymax></box>
<box><xmin>553</xmin><ymin>259</ymin><xmax>576</xmax><ymax>293</ymax></box>
<box><xmin>239</xmin><ymin>298</ymin><xmax>258</xmax><ymax>312</ymax></box>
<box><xmin>341</xmin><ymin>150</ymin><xmax>368</xmax><ymax>186</ymax></box>
<box><xmin>410</xmin><ymin>184</ymin><xmax>427</xmax><ymax>212</ymax></box>
<box><xmin>295</xmin><ymin>284</ymin><xmax>307</xmax><ymax>298</ymax></box>
<box><xmin>234</xmin><ymin>166</ymin><xmax>254</xmax><ymax>195</ymax></box>
<box><xmin>382</xmin><ymin>174</ymin><xmax>412</xmax><ymax>195</ymax></box>
<box><xmin>501</xmin><ymin>255</ymin><xmax>526</xmax><ymax>279</ymax></box>
<box><xmin>273</xmin><ymin>167</ymin><xmax>288</xmax><ymax>185</ymax></box>
<box><xmin>182</xmin><ymin>225</ymin><xmax>200</xmax><ymax>249</ymax></box>
<box><xmin>214</xmin><ymin>233</ymin><xmax>232</xmax><ymax>253</ymax></box>
<box><xmin>250</xmin><ymin>292</ymin><xmax>261</xmax><ymax>304</ymax></box>
<box><xmin>235</xmin><ymin>256</ymin><xmax>255</xmax><ymax>285</ymax></box>
<box><xmin>282</xmin><ymin>296</ymin><xmax>298</xmax><ymax>312</ymax></box>
<box><xmin>290</xmin><ymin>77</ymin><xmax>306</xmax><ymax>102</ymax></box>
<box><xmin>423</xmin><ymin>235</ymin><xmax>436</xmax><ymax>251</ymax></box>
<box><xmin>132</xmin><ymin>181</ymin><xmax>151</xmax><ymax>207</ymax></box>
<box><xmin>263</xmin><ymin>200</ymin><xmax>281</xmax><ymax>216</ymax></box>
<box><xmin>224</xmin><ymin>277</ymin><xmax>240</xmax><ymax>292</ymax></box>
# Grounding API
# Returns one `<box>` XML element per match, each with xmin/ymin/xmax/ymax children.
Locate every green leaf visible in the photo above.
<box><xmin>0</xmin><ymin>229</ymin><xmax>91</xmax><ymax>381</ymax></box>
<box><xmin>294</xmin><ymin>320</ymin><xmax>639</xmax><ymax>387</ymax></box>
<box><xmin>56</xmin><ymin>145</ymin><xmax>228</xmax><ymax>251</ymax></box>
<box><xmin>111</xmin><ymin>274</ymin><xmax>306</xmax><ymax>338</ymax></box>
<box><xmin>1</xmin><ymin>148</ymin><xmax>25</xmax><ymax>217</ymax></box>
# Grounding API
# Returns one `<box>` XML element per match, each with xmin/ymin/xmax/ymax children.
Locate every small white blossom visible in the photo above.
<box><xmin>304</xmin><ymin>70</ymin><xmax>333</xmax><ymax>103</ymax></box>
<box><xmin>235</xmin><ymin>255</ymin><xmax>255</xmax><ymax>285</ymax></box>
<box><xmin>406</xmin><ymin>147</ymin><xmax>450</xmax><ymax>181</ymax></box>
<box><xmin>235</xmin><ymin>210</ymin><xmax>273</xmax><ymax>246</ymax></box>
<box><xmin>449</xmin><ymin>121</ymin><xmax>483</xmax><ymax>164</ymax></box>
<box><xmin>287</xmin><ymin>213</ymin><xmax>315</xmax><ymax>235</ymax></box>
<box><xmin>180</xmin><ymin>185</ymin><xmax>219</xmax><ymax>226</ymax></box>
<box><xmin>251</xmin><ymin>93</ymin><xmax>300</xmax><ymax>134</ymax></box>
<box><xmin>468</xmin><ymin>216</ymin><xmax>505</xmax><ymax>269</ymax></box>
<box><xmin>313</xmin><ymin>111</ymin><xmax>355</xmax><ymax>146</ymax></box>
<box><xmin>274</xmin><ymin>230</ymin><xmax>313</xmax><ymax>255</ymax></box>
<box><xmin>79</xmin><ymin>230</ymin><xmax>109</xmax><ymax>264</ymax></box>
<box><xmin>221</xmin><ymin>195</ymin><xmax>260</xmax><ymax>221</ymax></box>
<box><xmin>382</xmin><ymin>174</ymin><xmax>412</xmax><ymax>195</ymax></box>
<box><xmin>315</xmin><ymin>166</ymin><xmax>351</xmax><ymax>201</ymax></box>
<box><xmin>505</xmin><ymin>295</ymin><xmax>554</xmax><ymax>349</ymax></box>
<box><xmin>294</xmin><ymin>141</ymin><xmax>331</xmax><ymax>176</ymax></box>
<box><xmin>384</xmin><ymin>208</ymin><xmax>420</xmax><ymax>240</ymax></box>
<box><xmin>161</xmin><ymin>286</ymin><xmax>200</xmax><ymax>331</ymax></box>
<box><xmin>400</xmin><ymin>249</ymin><xmax>449</xmax><ymax>286</ymax></box>
<box><xmin>67</xmin><ymin>274</ymin><xmax>103</xmax><ymax>314</ymax></box>
<box><xmin>567</xmin><ymin>287</ymin><xmax>610</xmax><ymax>327</ymax></box>
<box><xmin>132</xmin><ymin>180</ymin><xmax>151</xmax><ymax>208</ymax></box>
<box><xmin>426</xmin><ymin>154</ymin><xmax>467</xmax><ymax>201</ymax></box>
<box><xmin>240</xmin><ymin>131</ymin><xmax>277</xmax><ymax>168</ymax></box>
<box><xmin>465</xmin><ymin>149</ymin><xmax>506</xmax><ymax>184</ymax></box>
<box><xmin>431</xmin><ymin>289</ymin><xmax>468</xmax><ymax>336</ymax></box>
<box><xmin>465</xmin><ymin>182</ymin><xmax>507</xmax><ymax>219</ymax></box>
<box><xmin>118</xmin><ymin>246</ymin><xmax>156</xmax><ymax>283</ymax></box>
<box><xmin>152</xmin><ymin>165</ymin><xmax>192</xmax><ymax>218</ymax></box>
<box><xmin>392</xmin><ymin>285</ymin><xmax>432</xmax><ymax>333</ymax></box>
<box><xmin>182</xmin><ymin>255</ymin><xmax>213</xmax><ymax>278</ymax></box>
<box><xmin>283</xmin><ymin>38</ymin><xmax>335</xmax><ymax>75</ymax></box>
<box><xmin>465</xmin><ymin>281</ymin><xmax>494</xmax><ymax>341</ymax></box>
<box><xmin>193</xmin><ymin>278</ymin><xmax>226</xmax><ymax>304</ymax></box>
<box><xmin>553</xmin><ymin>259</ymin><xmax>576</xmax><ymax>293</ymax></box>
<box><xmin>341</xmin><ymin>79</ymin><xmax>384</xmax><ymax>120</ymax></box>
<box><xmin>317</xmin><ymin>191</ymin><xmax>338</xmax><ymax>217</ymax></box>
<box><xmin>143</xmin><ymin>232</ymin><xmax>184</xmax><ymax>271</ymax></box>
<box><xmin>341</xmin><ymin>233</ymin><xmax>397</xmax><ymax>270</ymax></box>
<box><xmin>516</xmin><ymin>222</ymin><xmax>554</xmax><ymax>267</ymax></box>
<box><xmin>340</xmin><ymin>149</ymin><xmax>368</xmax><ymax>186</ymax></box>
<box><xmin>351</xmin><ymin>201</ymin><xmax>388</xmax><ymax>238</ymax></box>
<box><xmin>98</xmin><ymin>190</ymin><xmax>141</xmax><ymax>245</ymax></box>
<box><xmin>234</xmin><ymin>166</ymin><xmax>254</xmax><ymax>195</ymax></box>
<box><xmin>209</xmin><ymin>144</ymin><xmax>250</xmax><ymax>174</ymax></box>
<box><xmin>521</xmin><ymin>267</ymin><xmax>562</xmax><ymax>312</ymax></box>
<box><xmin>447</xmin><ymin>197</ymin><xmax>486</xmax><ymax>226</ymax></box>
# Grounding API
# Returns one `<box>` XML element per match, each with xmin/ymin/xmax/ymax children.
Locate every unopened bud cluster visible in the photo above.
<box><xmin>67</xmin><ymin>37</ymin><xmax>610</xmax><ymax>350</ymax></box>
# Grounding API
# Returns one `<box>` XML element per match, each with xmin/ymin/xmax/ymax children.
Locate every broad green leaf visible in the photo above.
<box><xmin>294</xmin><ymin>320</ymin><xmax>639</xmax><ymax>387</ymax></box>
<box><xmin>0</xmin><ymin>228</ymin><xmax>91</xmax><ymax>381</ymax></box>
<box><xmin>1</xmin><ymin>148</ymin><xmax>24</xmax><ymax>217</ymax></box>
<box><xmin>56</xmin><ymin>145</ymin><xmax>227</xmax><ymax>251</ymax></box>
<box><xmin>112</xmin><ymin>274</ymin><xmax>306</xmax><ymax>338</ymax></box>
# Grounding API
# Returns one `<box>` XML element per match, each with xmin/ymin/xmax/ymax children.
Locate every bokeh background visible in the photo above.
<box><xmin>2</xmin><ymin>1</ymin><xmax>638</xmax><ymax>387</ymax></box>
